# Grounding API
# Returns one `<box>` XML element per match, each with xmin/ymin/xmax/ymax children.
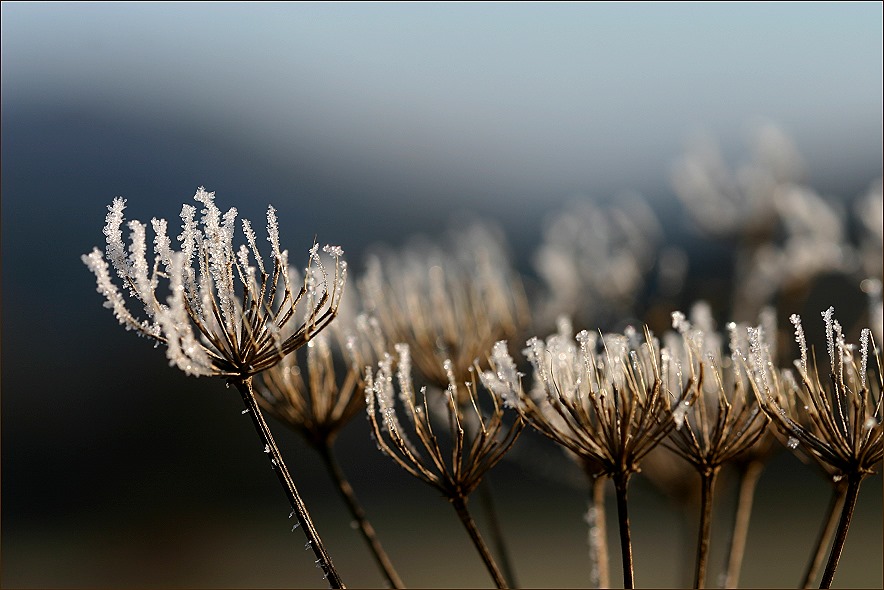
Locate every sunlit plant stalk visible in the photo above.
<box><xmin>720</xmin><ymin>456</ymin><xmax>765</xmax><ymax>589</ymax></box>
<box><xmin>365</xmin><ymin>345</ymin><xmax>523</xmax><ymax>588</ymax></box>
<box><xmin>581</xmin><ymin>458</ymin><xmax>610</xmax><ymax>589</ymax></box>
<box><xmin>358</xmin><ymin>225</ymin><xmax>529</xmax><ymax>587</ymax></box>
<box><xmin>82</xmin><ymin>188</ymin><xmax>347</xmax><ymax>588</ymax></box>
<box><xmin>257</xmin><ymin>327</ymin><xmax>404</xmax><ymax>588</ymax></box>
<box><xmin>485</xmin><ymin>320</ymin><xmax>691</xmax><ymax>588</ymax></box>
<box><xmin>664</xmin><ymin>311</ymin><xmax>770</xmax><ymax>589</ymax></box>
<box><xmin>750</xmin><ymin>308</ymin><xmax>883</xmax><ymax>589</ymax></box>
<box><xmin>800</xmin><ymin>480</ymin><xmax>847</xmax><ymax>588</ymax></box>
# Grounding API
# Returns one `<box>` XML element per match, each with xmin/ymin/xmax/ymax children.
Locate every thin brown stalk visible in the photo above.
<box><xmin>451</xmin><ymin>495</ymin><xmax>509</xmax><ymax>589</ymax></box>
<box><xmin>694</xmin><ymin>467</ymin><xmax>720</xmax><ymax>589</ymax></box>
<box><xmin>234</xmin><ymin>378</ymin><xmax>345</xmax><ymax>589</ymax></box>
<box><xmin>800</xmin><ymin>482</ymin><xmax>847</xmax><ymax>588</ymax></box>
<box><xmin>613</xmin><ymin>471</ymin><xmax>635</xmax><ymax>589</ymax></box>
<box><xmin>317</xmin><ymin>442</ymin><xmax>404</xmax><ymax>589</ymax></box>
<box><xmin>477</xmin><ymin>478</ymin><xmax>519</xmax><ymax>589</ymax></box>
<box><xmin>722</xmin><ymin>460</ymin><xmax>764</xmax><ymax>588</ymax></box>
<box><xmin>819</xmin><ymin>473</ymin><xmax>864</xmax><ymax>589</ymax></box>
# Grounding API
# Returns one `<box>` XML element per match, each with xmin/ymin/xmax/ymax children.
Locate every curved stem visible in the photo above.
<box><xmin>587</xmin><ymin>475</ymin><xmax>610</xmax><ymax>589</ymax></box>
<box><xmin>723</xmin><ymin>460</ymin><xmax>763</xmax><ymax>588</ymax></box>
<box><xmin>694</xmin><ymin>468</ymin><xmax>720</xmax><ymax>589</ymax></box>
<box><xmin>234</xmin><ymin>378</ymin><xmax>345</xmax><ymax>589</ymax></box>
<box><xmin>477</xmin><ymin>478</ymin><xmax>519</xmax><ymax>588</ymax></box>
<box><xmin>613</xmin><ymin>471</ymin><xmax>635</xmax><ymax>589</ymax></box>
<box><xmin>819</xmin><ymin>474</ymin><xmax>863</xmax><ymax>589</ymax></box>
<box><xmin>800</xmin><ymin>482</ymin><xmax>847</xmax><ymax>588</ymax></box>
<box><xmin>317</xmin><ymin>442</ymin><xmax>405</xmax><ymax>589</ymax></box>
<box><xmin>451</xmin><ymin>495</ymin><xmax>508</xmax><ymax>589</ymax></box>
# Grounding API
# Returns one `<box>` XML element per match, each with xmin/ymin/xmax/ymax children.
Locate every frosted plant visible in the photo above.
<box><xmin>672</xmin><ymin>124</ymin><xmax>854</xmax><ymax>321</ymax></box>
<box><xmin>257</xmin><ymin>317</ymin><xmax>403</xmax><ymax>588</ymax></box>
<box><xmin>485</xmin><ymin>323</ymin><xmax>692</xmax><ymax>588</ymax></box>
<box><xmin>490</xmin><ymin>317</ymin><xmax>611</xmax><ymax>588</ymax></box>
<box><xmin>662</xmin><ymin>306</ymin><xmax>770</xmax><ymax>589</ymax></box>
<box><xmin>749</xmin><ymin>308</ymin><xmax>883</xmax><ymax>588</ymax></box>
<box><xmin>365</xmin><ymin>344</ymin><xmax>524</xmax><ymax>589</ymax></box>
<box><xmin>672</xmin><ymin>123</ymin><xmax>803</xmax><ymax>238</ymax></box>
<box><xmin>531</xmin><ymin>195</ymin><xmax>666</xmax><ymax>330</ymax></box>
<box><xmin>82</xmin><ymin>187</ymin><xmax>347</xmax><ymax>588</ymax></box>
<box><xmin>358</xmin><ymin>221</ymin><xmax>528</xmax><ymax>586</ymax></box>
<box><xmin>359</xmin><ymin>221</ymin><xmax>529</xmax><ymax>391</ymax></box>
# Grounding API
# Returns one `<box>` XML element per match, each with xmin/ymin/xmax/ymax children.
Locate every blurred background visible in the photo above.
<box><xmin>2</xmin><ymin>3</ymin><xmax>882</xmax><ymax>588</ymax></box>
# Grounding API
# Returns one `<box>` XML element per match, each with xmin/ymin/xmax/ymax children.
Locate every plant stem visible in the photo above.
<box><xmin>477</xmin><ymin>477</ymin><xmax>519</xmax><ymax>588</ymax></box>
<box><xmin>233</xmin><ymin>378</ymin><xmax>345</xmax><ymax>589</ymax></box>
<box><xmin>613</xmin><ymin>471</ymin><xmax>635</xmax><ymax>589</ymax></box>
<box><xmin>694</xmin><ymin>467</ymin><xmax>720</xmax><ymax>589</ymax></box>
<box><xmin>800</xmin><ymin>482</ymin><xmax>847</xmax><ymax>588</ymax></box>
<box><xmin>722</xmin><ymin>460</ymin><xmax>763</xmax><ymax>588</ymax></box>
<box><xmin>819</xmin><ymin>474</ymin><xmax>863</xmax><ymax>589</ymax></box>
<box><xmin>451</xmin><ymin>495</ymin><xmax>508</xmax><ymax>589</ymax></box>
<box><xmin>588</xmin><ymin>475</ymin><xmax>610</xmax><ymax>589</ymax></box>
<box><xmin>317</xmin><ymin>441</ymin><xmax>405</xmax><ymax>589</ymax></box>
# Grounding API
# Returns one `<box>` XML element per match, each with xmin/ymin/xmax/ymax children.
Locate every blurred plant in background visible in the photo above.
<box><xmin>531</xmin><ymin>193</ymin><xmax>672</xmax><ymax>332</ymax></box>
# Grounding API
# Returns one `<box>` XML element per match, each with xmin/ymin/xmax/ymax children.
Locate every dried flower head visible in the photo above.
<box><xmin>82</xmin><ymin>187</ymin><xmax>348</xmax><ymax>587</ymax></box>
<box><xmin>753</xmin><ymin>308</ymin><xmax>883</xmax><ymax>479</ymax></box>
<box><xmin>365</xmin><ymin>344</ymin><xmax>523</xmax><ymax>588</ymax></box>
<box><xmin>663</xmin><ymin>304</ymin><xmax>772</xmax><ymax>589</ymax></box>
<box><xmin>365</xmin><ymin>344</ymin><xmax>524</xmax><ymax>500</ymax></box>
<box><xmin>82</xmin><ymin>187</ymin><xmax>347</xmax><ymax>378</ymax></box>
<box><xmin>532</xmin><ymin>196</ymin><xmax>663</xmax><ymax>329</ymax></box>
<box><xmin>358</xmin><ymin>223</ymin><xmax>529</xmax><ymax>390</ymax></box>
<box><xmin>484</xmin><ymin>319</ymin><xmax>691</xmax><ymax>587</ymax></box>
<box><xmin>490</xmin><ymin>320</ymin><xmax>685</xmax><ymax>479</ymax></box>
<box><xmin>664</xmin><ymin>306</ymin><xmax>770</xmax><ymax>475</ymax></box>
<box><xmin>750</xmin><ymin>307</ymin><xmax>883</xmax><ymax>588</ymax></box>
<box><xmin>258</xmin><ymin>329</ymin><xmax>363</xmax><ymax>449</ymax></box>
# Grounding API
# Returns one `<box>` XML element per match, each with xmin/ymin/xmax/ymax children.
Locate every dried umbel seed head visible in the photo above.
<box><xmin>364</xmin><ymin>343</ymin><xmax>523</xmax><ymax>500</ymax></box>
<box><xmin>82</xmin><ymin>187</ymin><xmax>347</xmax><ymax>378</ymax></box>
<box><xmin>663</xmin><ymin>307</ymin><xmax>770</xmax><ymax>473</ymax></box>
<box><xmin>751</xmin><ymin>308</ymin><xmax>883</xmax><ymax>478</ymax></box>
<box><xmin>485</xmin><ymin>318</ymin><xmax>688</xmax><ymax>478</ymax></box>
<box><xmin>358</xmin><ymin>222</ymin><xmax>529</xmax><ymax>392</ymax></box>
<box><xmin>257</xmin><ymin>328</ymin><xmax>364</xmax><ymax>449</ymax></box>
<box><xmin>531</xmin><ymin>196</ymin><xmax>662</xmax><ymax>330</ymax></box>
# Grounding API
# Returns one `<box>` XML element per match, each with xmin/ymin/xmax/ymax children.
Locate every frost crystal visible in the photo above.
<box><xmin>790</xmin><ymin>314</ymin><xmax>808</xmax><ymax>375</ymax></box>
<box><xmin>860</xmin><ymin>328</ymin><xmax>871</xmax><ymax>389</ymax></box>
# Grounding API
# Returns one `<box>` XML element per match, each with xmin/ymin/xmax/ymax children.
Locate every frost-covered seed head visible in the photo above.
<box><xmin>83</xmin><ymin>187</ymin><xmax>346</xmax><ymax>379</ymax></box>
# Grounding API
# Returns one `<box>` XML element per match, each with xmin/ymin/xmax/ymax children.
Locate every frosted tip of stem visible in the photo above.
<box><xmin>322</xmin><ymin>244</ymin><xmax>344</xmax><ymax>257</ymax></box>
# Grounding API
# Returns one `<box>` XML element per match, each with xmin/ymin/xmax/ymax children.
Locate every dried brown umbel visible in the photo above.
<box><xmin>83</xmin><ymin>188</ymin><xmax>347</xmax><ymax>587</ymax></box>
<box><xmin>663</xmin><ymin>311</ymin><xmax>770</xmax><ymax>589</ymax></box>
<box><xmin>485</xmin><ymin>321</ymin><xmax>691</xmax><ymax>588</ymax></box>
<box><xmin>749</xmin><ymin>307</ymin><xmax>883</xmax><ymax>588</ymax></box>
<box><xmin>358</xmin><ymin>224</ymin><xmax>529</xmax><ymax>584</ymax></box>
<box><xmin>257</xmin><ymin>324</ymin><xmax>403</xmax><ymax>588</ymax></box>
<box><xmin>365</xmin><ymin>344</ymin><xmax>524</xmax><ymax>589</ymax></box>
<box><xmin>358</xmin><ymin>223</ymin><xmax>529</xmax><ymax>391</ymax></box>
